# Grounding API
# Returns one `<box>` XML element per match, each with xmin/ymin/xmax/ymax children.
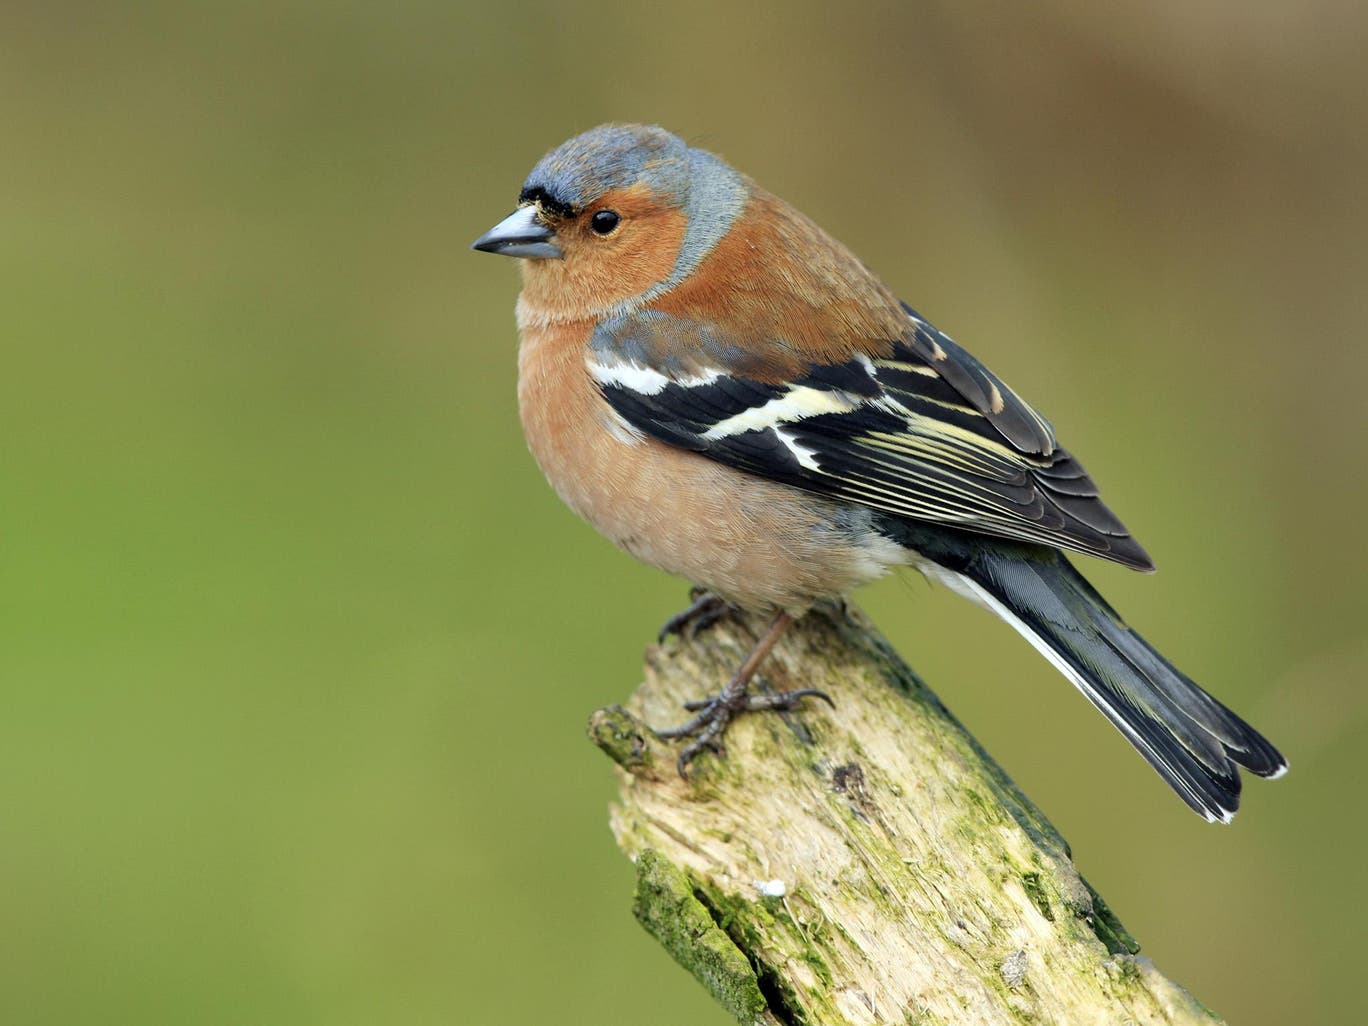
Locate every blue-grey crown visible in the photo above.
<box><xmin>520</xmin><ymin>124</ymin><xmax>694</xmax><ymax>212</ymax></box>
<box><xmin>520</xmin><ymin>124</ymin><xmax>750</xmax><ymax>306</ymax></box>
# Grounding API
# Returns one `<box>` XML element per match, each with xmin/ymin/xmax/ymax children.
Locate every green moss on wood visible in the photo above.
<box><xmin>631</xmin><ymin>849</ymin><xmax>766</xmax><ymax>1024</ymax></box>
<box><xmin>1076</xmin><ymin>876</ymin><xmax>1140</xmax><ymax>955</ymax></box>
<box><xmin>1020</xmin><ymin>871</ymin><xmax>1055</xmax><ymax>922</ymax></box>
<box><xmin>690</xmin><ymin>880</ymin><xmax>845</xmax><ymax>1025</ymax></box>
<box><xmin>587</xmin><ymin>705</ymin><xmax>658</xmax><ymax>776</ymax></box>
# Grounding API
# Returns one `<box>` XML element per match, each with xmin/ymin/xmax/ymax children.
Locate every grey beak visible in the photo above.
<box><xmin>471</xmin><ymin>206</ymin><xmax>563</xmax><ymax>260</ymax></box>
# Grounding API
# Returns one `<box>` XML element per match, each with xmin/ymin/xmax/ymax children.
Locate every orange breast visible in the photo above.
<box><xmin>515</xmin><ymin>319</ymin><xmax>906</xmax><ymax>612</ymax></box>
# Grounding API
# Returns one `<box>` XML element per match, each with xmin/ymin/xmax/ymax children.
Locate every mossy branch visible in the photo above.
<box><xmin>588</xmin><ymin>602</ymin><xmax>1221</xmax><ymax>1026</ymax></box>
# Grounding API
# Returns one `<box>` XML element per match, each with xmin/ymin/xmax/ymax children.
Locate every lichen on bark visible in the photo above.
<box><xmin>590</xmin><ymin>601</ymin><xmax>1222</xmax><ymax>1026</ymax></box>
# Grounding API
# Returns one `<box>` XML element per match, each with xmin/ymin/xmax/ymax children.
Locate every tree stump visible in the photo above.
<box><xmin>588</xmin><ymin>601</ymin><xmax>1221</xmax><ymax>1026</ymax></box>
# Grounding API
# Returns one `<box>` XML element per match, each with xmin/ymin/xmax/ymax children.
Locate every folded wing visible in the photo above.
<box><xmin>589</xmin><ymin>303</ymin><xmax>1153</xmax><ymax>571</ymax></box>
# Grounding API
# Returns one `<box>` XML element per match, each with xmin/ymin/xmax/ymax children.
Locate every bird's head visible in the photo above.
<box><xmin>472</xmin><ymin>124</ymin><xmax>750</xmax><ymax>320</ymax></box>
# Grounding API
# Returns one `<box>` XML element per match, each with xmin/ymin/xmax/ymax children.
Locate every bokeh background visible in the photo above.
<box><xmin>4</xmin><ymin>2</ymin><xmax>1364</xmax><ymax>1023</ymax></box>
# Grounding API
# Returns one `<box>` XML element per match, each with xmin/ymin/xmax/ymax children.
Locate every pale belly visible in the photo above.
<box><xmin>517</xmin><ymin>330</ymin><xmax>907</xmax><ymax>612</ymax></box>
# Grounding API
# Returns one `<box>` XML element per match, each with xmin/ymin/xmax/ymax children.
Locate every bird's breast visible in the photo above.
<box><xmin>515</xmin><ymin>320</ymin><xmax>908</xmax><ymax>611</ymax></box>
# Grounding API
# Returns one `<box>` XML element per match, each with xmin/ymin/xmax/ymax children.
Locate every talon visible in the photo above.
<box><xmin>744</xmin><ymin>688</ymin><xmax>833</xmax><ymax>712</ymax></box>
<box><xmin>675</xmin><ymin>734</ymin><xmax>725</xmax><ymax>778</ymax></box>
<box><xmin>652</xmin><ymin>698</ymin><xmax>719</xmax><ymax>740</ymax></box>
<box><xmin>675</xmin><ymin>712</ymin><xmax>733</xmax><ymax>775</ymax></box>
<box><xmin>657</xmin><ymin>591</ymin><xmax>732</xmax><ymax>643</ymax></box>
<box><xmin>650</xmin><ymin>611</ymin><xmax>812</xmax><ymax>779</ymax></box>
<box><xmin>655</xmin><ymin>662</ymin><xmax>835</xmax><ymax>781</ymax></box>
<box><xmin>680</xmin><ymin>688</ymin><xmax>833</xmax><ymax>715</ymax></box>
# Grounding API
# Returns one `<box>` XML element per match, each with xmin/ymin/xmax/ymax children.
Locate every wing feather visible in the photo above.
<box><xmin>591</xmin><ymin>305</ymin><xmax>1154</xmax><ymax>570</ymax></box>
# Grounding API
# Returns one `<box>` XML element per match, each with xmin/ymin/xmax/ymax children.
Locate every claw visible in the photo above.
<box><xmin>681</xmin><ymin>688</ymin><xmax>834</xmax><ymax>713</ymax></box>
<box><xmin>652</xmin><ymin>610</ymin><xmax>834</xmax><ymax>779</ymax></box>
<box><xmin>669</xmin><ymin>699</ymin><xmax>735</xmax><ymax>775</ymax></box>
<box><xmin>669</xmin><ymin>686</ymin><xmax>835</xmax><ymax>776</ymax></box>
<box><xmin>657</xmin><ymin>590</ymin><xmax>732</xmax><ymax>643</ymax></box>
<box><xmin>675</xmin><ymin>732</ymin><xmax>726</xmax><ymax>778</ymax></box>
<box><xmin>654</xmin><ymin>701</ymin><xmax>720</xmax><ymax>740</ymax></box>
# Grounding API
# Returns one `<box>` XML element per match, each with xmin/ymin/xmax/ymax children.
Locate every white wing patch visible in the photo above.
<box><xmin>702</xmin><ymin>386</ymin><xmax>859</xmax><ymax>440</ymax></box>
<box><xmin>587</xmin><ymin>359</ymin><xmax>723</xmax><ymax>396</ymax></box>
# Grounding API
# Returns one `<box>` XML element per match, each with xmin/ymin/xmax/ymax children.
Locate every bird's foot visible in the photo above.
<box><xmin>657</xmin><ymin>589</ymin><xmax>734</xmax><ymax>643</ymax></box>
<box><xmin>655</xmin><ymin>687</ymin><xmax>834</xmax><ymax>776</ymax></box>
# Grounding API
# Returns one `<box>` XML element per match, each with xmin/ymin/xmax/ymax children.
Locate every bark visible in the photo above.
<box><xmin>588</xmin><ymin>601</ymin><xmax>1221</xmax><ymax>1026</ymax></box>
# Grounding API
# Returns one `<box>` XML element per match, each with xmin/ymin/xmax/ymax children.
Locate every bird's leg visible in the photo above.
<box><xmin>654</xmin><ymin>611</ymin><xmax>834</xmax><ymax>775</ymax></box>
<box><xmin>657</xmin><ymin>588</ymin><xmax>734</xmax><ymax>643</ymax></box>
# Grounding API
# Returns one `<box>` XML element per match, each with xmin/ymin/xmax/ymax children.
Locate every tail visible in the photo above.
<box><xmin>896</xmin><ymin>529</ymin><xmax>1287</xmax><ymax>822</ymax></box>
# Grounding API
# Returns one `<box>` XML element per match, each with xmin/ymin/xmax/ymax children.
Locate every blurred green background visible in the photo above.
<box><xmin>3</xmin><ymin>2</ymin><xmax>1364</xmax><ymax>1023</ymax></box>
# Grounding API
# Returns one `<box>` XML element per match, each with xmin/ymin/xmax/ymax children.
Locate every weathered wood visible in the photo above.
<box><xmin>589</xmin><ymin>601</ymin><xmax>1221</xmax><ymax>1026</ymax></box>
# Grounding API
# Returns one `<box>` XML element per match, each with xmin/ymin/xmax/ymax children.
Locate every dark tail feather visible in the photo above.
<box><xmin>904</xmin><ymin>534</ymin><xmax>1287</xmax><ymax>822</ymax></box>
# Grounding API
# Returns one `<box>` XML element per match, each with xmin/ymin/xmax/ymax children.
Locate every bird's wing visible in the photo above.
<box><xmin>589</xmin><ymin>303</ymin><xmax>1154</xmax><ymax>570</ymax></box>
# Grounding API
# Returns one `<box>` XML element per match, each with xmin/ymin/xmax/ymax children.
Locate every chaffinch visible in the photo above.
<box><xmin>473</xmin><ymin>123</ymin><xmax>1286</xmax><ymax>821</ymax></box>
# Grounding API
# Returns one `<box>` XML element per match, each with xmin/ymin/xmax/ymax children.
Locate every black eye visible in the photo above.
<box><xmin>590</xmin><ymin>210</ymin><xmax>620</xmax><ymax>235</ymax></box>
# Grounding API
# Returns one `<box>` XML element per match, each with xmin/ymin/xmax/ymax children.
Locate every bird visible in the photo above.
<box><xmin>471</xmin><ymin>123</ymin><xmax>1286</xmax><ymax>822</ymax></box>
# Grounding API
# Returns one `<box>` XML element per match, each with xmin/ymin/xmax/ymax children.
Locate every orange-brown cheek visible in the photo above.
<box><xmin>519</xmin><ymin>208</ymin><xmax>688</xmax><ymax>321</ymax></box>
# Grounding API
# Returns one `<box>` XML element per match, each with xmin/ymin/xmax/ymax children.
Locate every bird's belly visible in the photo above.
<box><xmin>517</xmin><ymin>340</ymin><xmax>905</xmax><ymax>611</ymax></box>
